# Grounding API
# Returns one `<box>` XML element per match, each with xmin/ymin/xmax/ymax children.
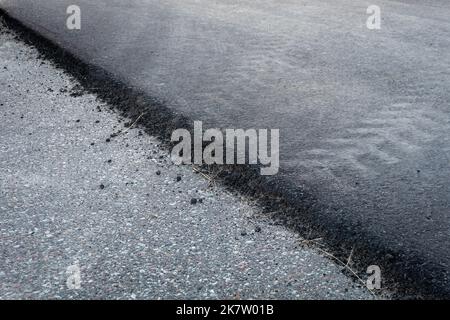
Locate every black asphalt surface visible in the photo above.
<box><xmin>1</xmin><ymin>0</ymin><xmax>450</xmax><ymax>297</ymax></box>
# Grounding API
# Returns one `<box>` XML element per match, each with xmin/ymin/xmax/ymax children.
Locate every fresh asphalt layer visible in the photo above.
<box><xmin>0</xmin><ymin>26</ymin><xmax>375</xmax><ymax>299</ymax></box>
<box><xmin>1</xmin><ymin>0</ymin><xmax>449</xmax><ymax>297</ymax></box>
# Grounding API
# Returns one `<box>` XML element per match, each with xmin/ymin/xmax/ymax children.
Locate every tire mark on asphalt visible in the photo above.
<box><xmin>295</xmin><ymin>100</ymin><xmax>450</xmax><ymax>189</ymax></box>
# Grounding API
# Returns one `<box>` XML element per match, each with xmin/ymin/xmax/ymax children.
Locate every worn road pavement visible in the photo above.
<box><xmin>1</xmin><ymin>0</ymin><xmax>449</xmax><ymax>296</ymax></box>
<box><xmin>0</xmin><ymin>26</ymin><xmax>375</xmax><ymax>299</ymax></box>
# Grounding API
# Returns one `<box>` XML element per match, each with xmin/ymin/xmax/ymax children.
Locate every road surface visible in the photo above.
<box><xmin>1</xmin><ymin>0</ymin><xmax>450</xmax><ymax>297</ymax></box>
<box><xmin>0</xmin><ymin>25</ymin><xmax>374</xmax><ymax>299</ymax></box>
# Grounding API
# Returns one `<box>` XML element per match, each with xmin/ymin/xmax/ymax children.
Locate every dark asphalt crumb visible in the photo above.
<box><xmin>90</xmin><ymin>142</ymin><xmax>95</xmax><ymax>146</ymax></box>
<box><xmin>105</xmin><ymin>138</ymin><xmax>111</xmax><ymax>143</ymax></box>
<box><xmin>176</xmin><ymin>175</ymin><xmax>182</xmax><ymax>182</ymax></box>
<box><xmin>190</xmin><ymin>198</ymin><xmax>197</xmax><ymax>205</ymax></box>
<box><xmin>110</xmin><ymin>131</ymin><xmax>121</xmax><ymax>138</ymax></box>
<box><xmin>99</xmin><ymin>184</ymin><xmax>105</xmax><ymax>190</ymax></box>
<box><xmin>156</xmin><ymin>170</ymin><xmax>161</xmax><ymax>175</ymax></box>
<box><xmin>107</xmin><ymin>159</ymin><xmax>112</xmax><ymax>163</ymax></box>
<box><xmin>241</xmin><ymin>231</ymin><xmax>247</xmax><ymax>236</ymax></box>
<box><xmin>69</xmin><ymin>84</ymin><xmax>84</xmax><ymax>97</ymax></box>
<box><xmin>75</xmin><ymin>119</ymin><xmax>80</xmax><ymax>123</ymax></box>
<box><xmin>95</xmin><ymin>120</ymin><xmax>100</xmax><ymax>123</ymax></box>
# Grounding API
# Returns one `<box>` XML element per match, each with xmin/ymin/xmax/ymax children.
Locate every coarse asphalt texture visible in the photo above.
<box><xmin>0</xmin><ymin>24</ymin><xmax>375</xmax><ymax>299</ymax></box>
<box><xmin>1</xmin><ymin>0</ymin><xmax>450</xmax><ymax>298</ymax></box>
